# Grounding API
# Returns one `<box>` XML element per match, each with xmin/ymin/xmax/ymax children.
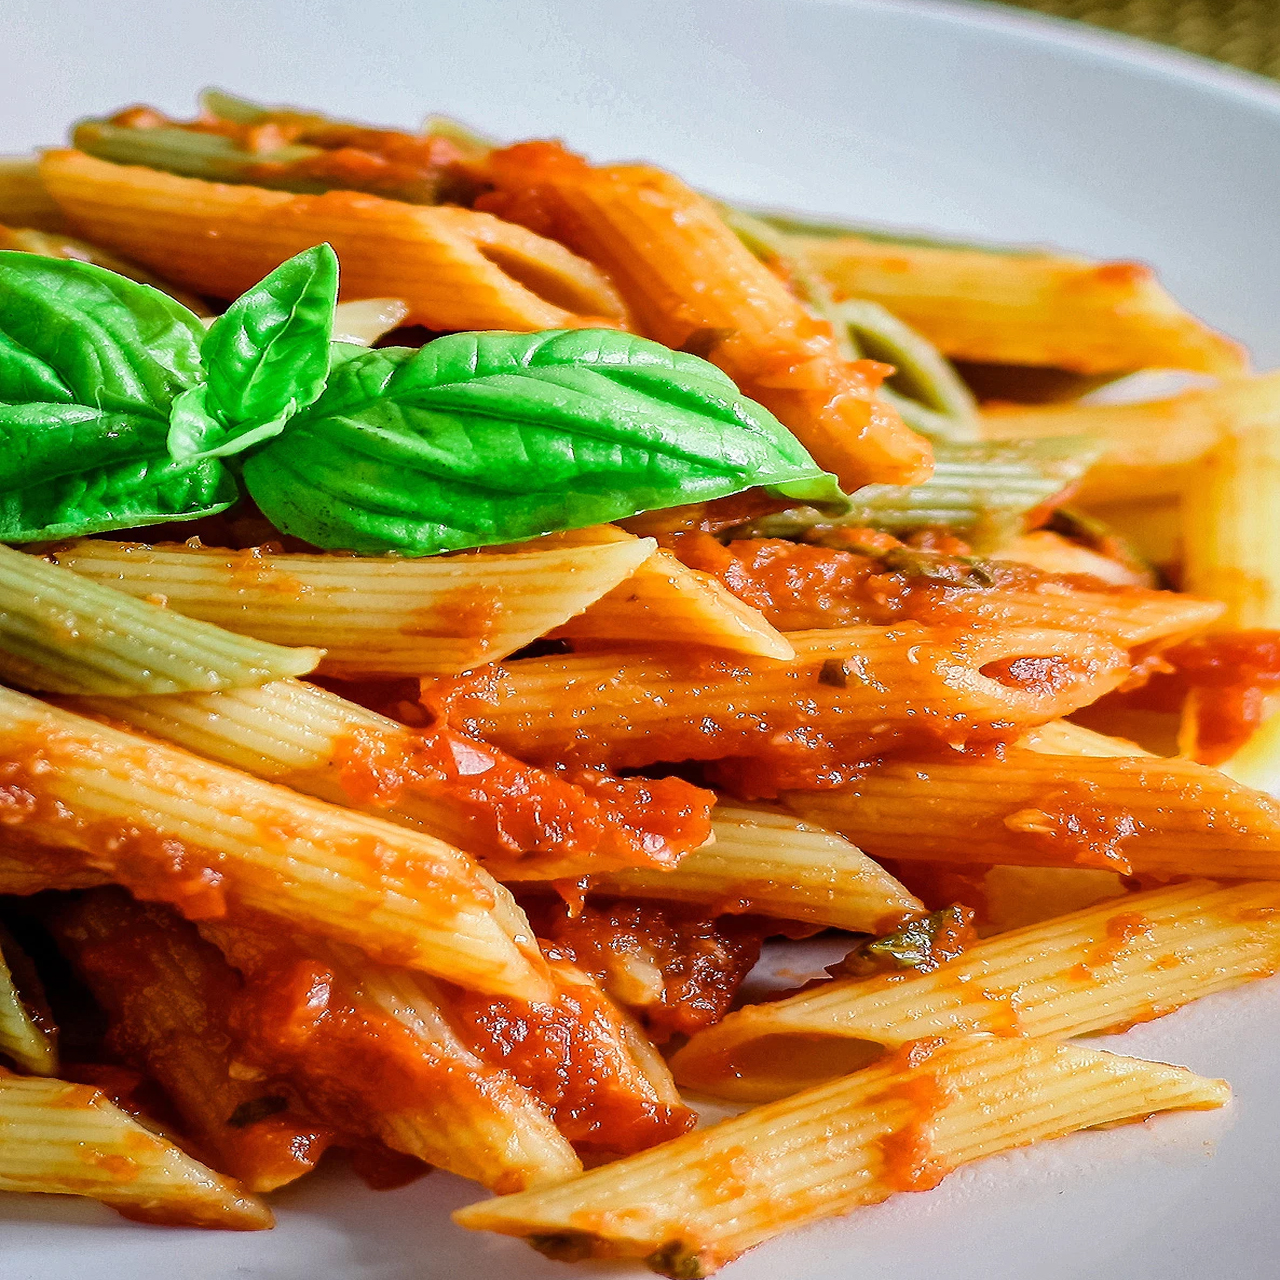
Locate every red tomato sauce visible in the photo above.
<box><xmin>1098</xmin><ymin>630</ymin><xmax>1280</xmax><ymax>763</ymax></box>
<box><xmin>446</xmin><ymin>958</ymin><xmax>695</xmax><ymax>1158</ymax></box>
<box><xmin>520</xmin><ymin>895</ymin><xmax>767</xmax><ymax>1041</ymax></box>
<box><xmin>331</xmin><ymin>722</ymin><xmax>714</xmax><ymax>872</ymax></box>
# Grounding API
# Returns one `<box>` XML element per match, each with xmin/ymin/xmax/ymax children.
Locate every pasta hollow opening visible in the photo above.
<box><xmin>708</xmin><ymin>1032</ymin><xmax>886</xmax><ymax>1096</ymax></box>
<box><xmin>479</xmin><ymin>244</ymin><xmax>618</xmax><ymax>319</ymax></box>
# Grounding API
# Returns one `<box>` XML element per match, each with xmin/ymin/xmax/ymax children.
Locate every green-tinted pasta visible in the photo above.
<box><xmin>834</xmin><ymin>298</ymin><xmax>978</xmax><ymax>438</ymax></box>
<box><xmin>744</xmin><ymin>206</ymin><xmax>1044</xmax><ymax>256</ymax></box>
<box><xmin>0</xmin><ymin>924</ymin><xmax>55</xmax><ymax>1076</ymax></box>
<box><xmin>73</xmin><ymin>120</ymin><xmax>324</xmax><ymax>191</ymax></box>
<box><xmin>0</xmin><ymin>543</ymin><xmax>322</xmax><ymax>696</ymax></box>
<box><xmin>736</xmin><ymin>437</ymin><xmax>1101</xmax><ymax>551</ymax></box>
<box><xmin>722</xmin><ymin>206</ymin><xmax>978</xmax><ymax>442</ymax></box>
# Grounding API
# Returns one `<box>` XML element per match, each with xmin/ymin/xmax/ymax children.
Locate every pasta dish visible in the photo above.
<box><xmin>2</xmin><ymin>90</ymin><xmax>1278</xmax><ymax>1275</ymax></box>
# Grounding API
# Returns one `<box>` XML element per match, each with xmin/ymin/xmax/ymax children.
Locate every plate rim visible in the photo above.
<box><xmin>832</xmin><ymin>0</ymin><xmax>1280</xmax><ymax>116</ymax></box>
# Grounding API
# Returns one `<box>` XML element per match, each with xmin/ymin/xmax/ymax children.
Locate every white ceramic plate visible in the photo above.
<box><xmin>4</xmin><ymin>2</ymin><xmax>1280</xmax><ymax>1276</ymax></box>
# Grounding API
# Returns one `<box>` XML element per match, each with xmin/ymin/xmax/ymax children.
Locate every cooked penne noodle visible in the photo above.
<box><xmin>1220</xmin><ymin>705</ymin><xmax>1280</xmax><ymax>796</ymax></box>
<box><xmin>71</xmin><ymin>677</ymin><xmax>713</xmax><ymax>880</ymax></box>
<box><xmin>0</xmin><ymin>224</ymin><xmax>213</xmax><ymax>313</ymax></box>
<box><xmin>542</xmin><ymin>525</ymin><xmax>793</xmax><ymax>659</ymax></box>
<box><xmin>329</xmin><ymin>296</ymin><xmax>410</xmax><ymax>345</ymax></box>
<box><xmin>432</xmin><ymin>624</ymin><xmax>1130</xmax><ymax>771</ymax></box>
<box><xmin>671</xmin><ymin>879</ymin><xmax>1280</xmax><ymax>1100</ymax></box>
<box><xmin>993</xmin><ymin>529</ymin><xmax>1153</xmax><ymax>587</ymax></box>
<box><xmin>791</xmin><ymin>231</ymin><xmax>1246</xmax><ymax>375</ymax></box>
<box><xmin>1182</xmin><ymin>422</ymin><xmax>1280</xmax><ymax>628</ymax></box>
<box><xmin>40</xmin><ymin>149</ymin><xmax>629</xmax><ymax>328</ymax></box>
<box><xmin>746</xmin><ymin>437</ymin><xmax>1101</xmax><ymax>553</ymax></box>
<box><xmin>981</xmin><ymin>863</ymin><xmax>1130</xmax><ymax>932</ymax></box>
<box><xmin>0</xmin><ymin>155</ymin><xmax>67</xmax><ymax>231</ymax></box>
<box><xmin>0</xmin><ymin>686</ymin><xmax>549</xmax><ymax>999</ymax></box>
<box><xmin>661</xmin><ymin>532</ymin><xmax>1221</xmax><ymax>647</ymax></box>
<box><xmin>484</xmin><ymin>144</ymin><xmax>932</xmax><ymax>489</ymax></box>
<box><xmin>0</xmin><ymin>1068</ymin><xmax>274</xmax><ymax>1229</ymax></box>
<box><xmin>783</xmin><ymin>738</ymin><xmax>1280</xmax><ymax>878</ymax></box>
<box><xmin>0</xmin><ymin>923</ymin><xmax>56</xmax><ymax>1075</ymax></box>
<box><xmin>0</xmin><ymin>848</ymin><xmax>107</xmax><ymax>896</ymax></box>
<box><xmin>48</xmin><ymin>536</ymin><xmax>656</xmax><ymax>677</ymax></box>
<box><xmin>456</xmin><ymin>1035</ymin><xmax>1227</xmax><ymax>1275</ymax></box>
<box><xmin>53</xmin><ymin>891</ymin><xmax>330</xmax><ymax>1193</ymax></box>
<box><xmin>1084</xmin><ymin>497</ymin><xmax>1182</xmax><ymax>570</ymax></box>
<box><xmin>0</xmin><ymin>544</ymin><xmax>322</xmax><ymax>695</ymax></box>
<box><xmin>198</xmin><ymin>920</ymin><xmax>584</xmax><ymax>1192</ymax></box>
<box><xmin>981</xmin><ymin>371</ymin><xmax>1280</xmax><ymax>505</ymax></box>
<box><xmin>511</xmin><ymin>804</ymin><xmax>926</xmax><ymax>934</ymax></box>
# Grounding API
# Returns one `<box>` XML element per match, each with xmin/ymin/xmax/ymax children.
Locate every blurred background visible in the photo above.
<box><xmin>1007</xmin><ymin>0</ymin><xmax>1280</xmax><ymax>78</ymax></box>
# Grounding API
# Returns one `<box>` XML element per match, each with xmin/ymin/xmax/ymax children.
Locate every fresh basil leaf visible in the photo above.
<box><xmin>193</xmin><ymin>244</ymin><xmax>337</xmax><ymax>457</ymax></box>
<box><xmin>166</xmin><ymin>384</ymin><xmax>290</xmax><ymax>462</ymax></box>
<box><xmin>242</xmin><ymin>328</ymin><xmax>845</xmax><ymax>555</ymax></box>
<box><xmin>0</xmin><ymin>403</ymin><xmax>237</xmax><ymax>541</ymax></box>
<box><xmin>0</xmin><ymin>250</ymin><xmax>205</xmax><ymax>415</ymax></box>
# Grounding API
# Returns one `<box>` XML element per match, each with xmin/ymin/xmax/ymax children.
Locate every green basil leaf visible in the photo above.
<box><xmin>0</xmin><ymin>250</ymin><xmax>205</xmax><ymax>415</ymax></box>
<box><xmin>192</xmin><ymin>244</ymin><xmax>337</xmax><ymax>459</ymax></box>
<box><xmin>166</xmin><ymin>384</ymin><xmax>290</xmax><ymax>462</ymax></box>
<box><xmin>242</xmin><ymin>328</ymin><xmax>845</xmax><ymax>555</ymax></box>
<box><xmin>0</xmin><ymin>403</ymin><xmax>238</xmax><ymax>541</ymax></box>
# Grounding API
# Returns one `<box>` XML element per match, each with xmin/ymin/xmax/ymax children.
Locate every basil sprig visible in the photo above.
<box><xmin>0</xmin><ymin>245</ymin><xmax>336</xmax><ymax>540</ymax></box>
<box><xmin>0</xmin><ymin>248</ymin><xmax>846</xmax><ymax>554</ymax></box>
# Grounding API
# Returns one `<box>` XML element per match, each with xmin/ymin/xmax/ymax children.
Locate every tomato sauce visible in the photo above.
<box><xmin>331</xmin><ymin>722</ymin><xmax>714</xmax><ymax>872</ymax></box>
<box><xmin>56</xmin><ymin>898</ymin><xmax>332</xmax><ymax>1193</ymax></box>
<box><xmin>1099</xmin><ymin>631</ymin><xmax>1280</xmax><ymax>763</ymax></box>
<box><xmin>446</xmin><ymin>958</ymin><xmax>695</xmax><ymax>1158</ymax></box>
<box><xmin>520</xmin><ymin>896</ymin><xmax>767</xmax><ymax>1041</ymax></box>
<box><xmin>659</xmin><ymin>531</ymin><xmax>1146</xmax><ymax>633</ymax></box>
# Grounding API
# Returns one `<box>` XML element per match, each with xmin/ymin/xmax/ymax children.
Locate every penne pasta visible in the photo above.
<box><xmin>0</xmin><ymin>685</ymin><xmax>549</xmax><ymax>999</ymax></box>
<box><xmin>0</xmin><ymin>544</ymin><xmax>322</xmax><ymax>695</ymax></box>
<box><xmin>47</xmin><ymin>535</ymin><xmax>656</xmax><ymax>677</ymax></box>
<box><xmin>0</xmin><ymin>223</ymin><xmax>213</xmax><ymax>313</ymax></box>
<box><xmin>993</xmin><ymin>529</ymin><xmax>1153</xmax><ymax>587</ymax></box>
<box><xmin>0</xmin><ymin>155</ymin><xmax>67</xmax><ymax>231</ymax></box>
<box><xmin>431</xmin><ymin>623</ymin><xmax>1130</xmax><ymax>774</ymax></box>
<box><xmin>1181</xmin><ymin>422</ymin><xmax>1280</xmax><ymax>629</ymax></box>
<box><xmin>671</xmin><ymin>879</ymin><xmax>1280</xmax><ymax>1100</ymax></box>
<box><xmin>659</xmin><ymin>532</ymin><xmax>1221</xmax><ymax>648</ymax></box>
<box><xmin>782</xmin><ymin>734</ymin><xmax>1280</xmax><ymax>879</ymax></box>
<box><xmin>0</xmin><ymin>847</ymin><xmax>107</xmax><ymax>896</ymax></box>
<box><xmin>0</xmin><ymin>1068</ymin><xmax>274</xmax><ymax>1229</ymax></box>
<box><xmin>791</xmin><ymin>230</ymin><xmax>1246</xmax><ymax>375</ymax></box>
<box><xmin>53</xmin><ymin>890</ymin><xmax>331</xmax><ymax>1193</ymax></box>
<box><xmin>71</xmin><ymin>676</ymin><xmax>714</xmax><ymax>880</ymax></box>
<box><xmin>329</xmin><ymin>296</ymin><xmax>410</xmax><ymax>346</ymax></box>
<box><xmin>980</xmin><ymin>371</ymin><xmax>1280</xmax><ymax>505</ymax></box>
<box><xmin>511</xmin><ymin>804</ymin><xmax>926</xmax><ymax>935</ymax></box>
<box><xmin>198</xmin><ymin>918</ymin><xmax>585</xmax><ymax>1191</ymax></box>
<box><xmin>0</xmin><ymin>923</ymin><xmax>56</xmax><ymax>1075</ymax></box>
<box><xmin>543</xmin><ymin>526</ymin><xmax>794</xmax><ymax>659</ymax></box>
<box><xmin>483</xmin><ymin>143</ymin><xmax>932</xmax><ymax>490</ymax></box>
<box><xmin>40</xmin><ymin>148</ymin><xmax>629</xmax><ymax>329</ymax></box>
<box><xmin>455</xmin><ymin>1035</ymin><xmax>1227</xmax><ymax>1275</ymax></box>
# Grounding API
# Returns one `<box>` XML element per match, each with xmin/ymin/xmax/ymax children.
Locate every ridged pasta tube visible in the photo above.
<box><xmin>0</xmin><ymin>1069</ymin><xmax>273</xmax><ymax>1229</ymax></box>
<box><xmin>40</xmin><ymin>148</ymin><xmax>629</xmax><ymax>329</ymax></box>
<box><xmin>672</xmin><ymin>879</ymin><xmax>1280</xmax><ymax>1100</ymax></box>
<box><xmin>0</xmin><ymin>685</ymin><xmax>550</xmax><ymax>1000</ymax></box>
<box><xmin>455</xmin><ymin>1036</ymin><xmax>1227</xmax><ymax>1276</ymax></box>
<box><xmin>0</xmin><ymin>544</ymin><xmax>322</xmax><ymax>695</ymax></box>
<box><xmin>47</xmin><ymin>535</ymin><xmax>656</xmax><ymax>677</ymax></box>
